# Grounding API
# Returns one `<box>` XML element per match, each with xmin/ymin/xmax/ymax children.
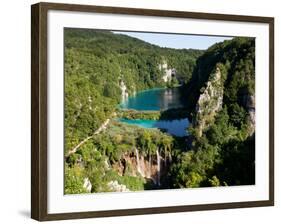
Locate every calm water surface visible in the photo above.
<box><xmin>119</xmin><ymin>87</ymin><xmax>189</xmax><ymax>137</ymax></box>
<box><xmin>119</xmin><ymin>87</ymin><xmax>186</xmax><ymax>111</ymax></box>
<box><xmin>119</xmin><ymin>118</ymin><xmax>189</xmax><ymax>137</ymax></box>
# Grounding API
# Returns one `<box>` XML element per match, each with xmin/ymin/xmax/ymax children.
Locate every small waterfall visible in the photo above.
<box><xmin>169</xmin><ymin>152</ymin><xmax>172</xmax><ymax>163</ymax></box>
<box><xmin>135</xmin><ymin>148</ymin><xmax>142</xmax><ymax>176</ymax></box>
<box><xmin>120</xmin><ymin>80</ymin><xmax>128</xmax><ymax>103</ymax></box>
<box><xmin>156</xmin><ymin>149</ymin><xmax>161</xmax><ymax>186</ymax></box>
<box><xmin>140</xmin><ymin>156</ymin><xmax>145</xmax><ymax>176</ymax></box>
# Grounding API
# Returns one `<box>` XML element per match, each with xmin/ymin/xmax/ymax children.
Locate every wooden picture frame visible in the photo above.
<box><xmin>31</xmin><ymin>2</ymin><xmax>274</xmax><ymax>221</ymax></box>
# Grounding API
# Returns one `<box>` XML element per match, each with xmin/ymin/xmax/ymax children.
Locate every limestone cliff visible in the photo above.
<box><xmin>192</xmin><ymin>66</ymin><xmax>224</xmax><ymax>137</ymax></box>
<box><xmin>242</xmin><ymin>94</ymin><xmax>255</xmax><ymax>136</ymax></box>
<box><xmin>107</xmin><ymin>180</ymin><xmax>130</xmax><ymax>192</ymax></box>
<box><xmin>159</xmin><ymin>61</ymin><xmax>176</xmax><ymax>83</ymax></box>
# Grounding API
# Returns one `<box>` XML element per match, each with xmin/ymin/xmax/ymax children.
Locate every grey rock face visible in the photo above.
<box><xmin>193</xmin><ymin>67</ymin><xmax>224</xmax><ymax>137</ymax></box>
<box><xmin>83</xmin><ymin>178</ymin><xmax>92</xmax><ymax>193</ymax></box>
<box><xmin>243</xmin><ymin>94</ymin><xmax>255</xmax><ymax>136</ymax></box>
<box><xmin>107</xmin><ymin>180</ymin><xmax>130</xmax><ymax>192</ymax></box>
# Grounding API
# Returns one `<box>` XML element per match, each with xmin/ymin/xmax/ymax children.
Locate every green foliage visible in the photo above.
<box><xmin>170</xmin><ymin>36</ymin><xmax>256</xmax><ymax>188</ymax></box>
<box><xmin>169</xmin><ymin>140</ymin><xmax>221</xmax><ymax>188</ymax></box>
<box><xmin>171</xmin><ymin>101</ymin><xmax>254</xmax><ymax>187</ymax></box>
<box><xmin>166</xmin><ymin>76</ymin><xmax>179</xmax><ymax>88</ymax></box>
<box><xmin>161</xmin><ymin>49</ymin><xmax>203</xmax><ymax>84</ymax></box>
<box><xmin>64</xmin><ymin>28</ymin><xmax>202</xmax><ymax>153</ymax></box>
<box><xmin>103</xmin><ymin>83</ymin><xmax>121</xmax><ymax>99</ymax></box>
<box><xmin>206</xmin><ymin>107</ymin><xmax>237</xmax><ymax>145</ymax></box>
<box><xmin>208</xmin><ymin>176</ymin><xmax>220</xmax><ymax>187</ymax></box>
<box><xmin>183</xmin><ymin>37</ymin><xmax>255</xmax><ymax>113</ymax></box>
<box><xmin>65</xmin><ymin>165</ymin><xmax>88</xmax><ymax>194</ymax></box>
<box><xmin>118</xmin><ymin>110</ymin><xmax>161</xmax><ymax>120</ymax></box>
<box><xmin>64</xmin><ymin>30</ymin><xmax>255</xmax><ymax>193</ymax></box>
<box><xmin>228</xmin><ymin>103</ymin><xmax>247</xmax><ymax>128</ymax></box>
<box><xmin>66</xmin><ymin>120</ymin><xmax>177</xmax><ymax>193</ymax></box>
<box><xmin>118</xmin><ymin>106</ymin><xmax>190</xmax><ymax>121</ymax></box>
<box><xmin>214</xmin><ymin>136</ymin><xmax>255</xmax><ymax>186</ymax></box>
<box><xmin>105</xmin><ymin>170</ymin><xmax>145</xmax><ymax>191</ymax></box>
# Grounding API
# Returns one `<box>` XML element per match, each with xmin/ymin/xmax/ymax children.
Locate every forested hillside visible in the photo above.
<box><xmin>65</xmin><ymin>29</ymin><xmax>202</xmax><ymax>153</ymax></box>
<box><xmin>64</xmin><ymin>29</ymin><xmax>203</xmax><ymax>193</ymax></box>
<box><xmin>64</xmin><ymin>28</ymin><xmax>255</xmax><ymax>194</ymax></box>
<box><xmin>169</xmin><ymin>37</ymin><xmax>255</xmax><ymax>187</ymax></box>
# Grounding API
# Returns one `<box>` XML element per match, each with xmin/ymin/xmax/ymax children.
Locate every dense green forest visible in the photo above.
<box><xmin>169</xmin><ymin>37</ymin><xmax>255</xmax><ymax>187</ymax></box>
<box><xmin>64</xmin><ymin>28</ymin><xmax>255</xmax><ymax>194</ymax></box>
<box><xmin>65</xmin><ymin>29</ymin><xmax>202</xmax><ymax>152</ymax></box>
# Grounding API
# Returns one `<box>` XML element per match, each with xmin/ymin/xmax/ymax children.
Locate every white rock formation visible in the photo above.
<box><xmin>107</xmin><ymin>180</ymin><xmax>130</xmax><ymax>192</ymax></box>
<box><xmin>120</xmin><ymin>80</ymin><xmax>129</xmax><ymax>102</ymax></box>
<box><xmin>194</xmin><ymin>67</ymin><xmax>224</xmax><ymax>137</ymax></box>
<box><xmin>104</xmin><ymin>159</ymin><xmax>110</xmax><ymax>170</ymax></box>
<box><xmin>159</xmin><ymin>61</ymin><xmax>176</xmax><ymax>82</ymax></box>
<box><xmin>243</xmin><ymin>94</ymin><xmax>255</xmax><ymax>136</ymax></box>
<box><xmin>83</xmin><ymin>178</ymin><xmax>92</xmax><ymax>193</ymax></box>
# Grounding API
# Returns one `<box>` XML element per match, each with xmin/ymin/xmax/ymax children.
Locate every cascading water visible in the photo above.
<box><xmin>134</xmin><ymin>147</ymin><xmax>163</xmax><ymax>186</ymax></box>
<box><xmin>120</xmin><ymin>80</ymin><xmax>128</xmax><ymax>104</ymax></box>
<box><xmin>156</xmin><ymin>149</ymin><xmax>161</xmax><ymax>186</ymax></box>
<box><xmin>169</xmin><ymin>152</ymin><xmax>172</xmax><ymax>163</ymax></box>
<box><xmin>135</xmin><ymin>148</ymin><xmax>142</xmax><ymax>176</ymax></box>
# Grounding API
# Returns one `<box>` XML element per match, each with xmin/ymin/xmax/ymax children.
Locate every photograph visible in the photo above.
<box><xmin>64</xmin><ymin>28</ymin><xmax>256</xmax><ymax>194</ymax></box>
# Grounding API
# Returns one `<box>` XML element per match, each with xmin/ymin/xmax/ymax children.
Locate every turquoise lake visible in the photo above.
<box><xmin>119</xmin><ymin>87</ymin><xmax>186</xmax><ymax>111</ymax></box>
<box><xmin>118</xmin><ymin>118</ymin><xmax>189</xmax><ymax>137</ymax></box>
<box><xmin>119</xmin><ymin>87</ymin><xmax>189</xmax><ymax>137</ymax></box>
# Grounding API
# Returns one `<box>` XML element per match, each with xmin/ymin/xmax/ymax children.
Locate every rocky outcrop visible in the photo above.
<box><xmin>193</xmin><ymin>67</ymin><xmax>224</xmax><ymax>137</ymax></box>
<box><xmin>83</xmin><ymin>178</ymin><xmax>92</xmax><ymax>193</ymax></box>
<box><xmin>159</xmin><ymin>61</ymin><xmax>176</xmax><ymax>83</ymax></box>
<box><xmin>242</xmin><ymin>94</ymin><xmax>255</xmax><ymax>136</ymax></box>
<box><xmin>107</xmin><ymin>180</ymin><xmax>130</xmax><ymax>192</ymax></box>
<box><xmin>112</xmin><ymin>148</ymin><xmax>169</xmax><ymax>186</ymax></box>
<box><xmin>119</xmin><ymin>80</ymin><xmax>129</xmax><ymax>102</ymax></box>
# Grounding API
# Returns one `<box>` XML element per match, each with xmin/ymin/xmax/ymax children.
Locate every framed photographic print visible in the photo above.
<box><xmin>31</xmin><ymin>2</ymin><xmax>274</xmax><ymax>221</ymax></box>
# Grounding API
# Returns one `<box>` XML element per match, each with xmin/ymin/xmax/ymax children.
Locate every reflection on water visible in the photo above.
<box><xmin>120</xmin><ymin>87</ymin><xmax>185</xmax><ymax>111</ymax></box>
<box><xmin>119</xmin><ymin>87</ymin><xmax>189</xmax><ymax>137</ymax></box>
